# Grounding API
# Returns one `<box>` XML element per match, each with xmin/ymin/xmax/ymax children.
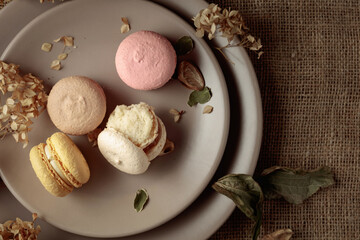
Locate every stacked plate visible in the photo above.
<box><xmin>0</xmin><ymin>0</ymin><xmax>262</xmax><ymax>239</ymax></box>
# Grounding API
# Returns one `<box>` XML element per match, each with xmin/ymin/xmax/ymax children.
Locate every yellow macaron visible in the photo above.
<box><xmin>29</xmin><ymin>132</ymin><xmax>90</xmax><ymax>197</ymax></box>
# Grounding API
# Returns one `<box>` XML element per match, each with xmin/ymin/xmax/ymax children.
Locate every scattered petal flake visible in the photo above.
<box><xmin>0</xmin><ymin>213</ymin><xmax>41</xmax><ymax>239</ymax></box>
<box><xmin>50</xmin><ymin>60</ymin><xmax>61</xmax><ymax>70</ymax></box>
<box><xmin>120</xmin><ymin>17</ymin><xmax>130</xmax><ymax>33</ymax></box>
<box><xmin>41</xmin><ymin>42</ymin><xmax>52</xmax><ymax>52</ymax></box>
<box><xmin>203</xmin><ymin>105</ymin><xmax>213</xmax><ymax>114</ymax></box>
<box><xmin>0</xmin><ymin>61</ymin><xmax>48</xmax><ymax>148</ymax></box>
<box><xmin>57</xmin><ymin>53</ymin><xmax>68</xmax><ymax>60</ymax></box>
<box><xmin>134</xmin><ymin>189</ymin><xmax>149</xmax><ymax>212</ymax></box>
<box><xmin>169</xmin><ymin>108</ymin><xmax>185</xmax><ymax>123</ymax></box>
<box><xmin>63</xmin><ymin>36</ymin><xmax>74</xmax><ymax>46</ymax></box>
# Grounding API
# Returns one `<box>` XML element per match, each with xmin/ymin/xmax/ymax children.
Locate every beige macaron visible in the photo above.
<box><xmin>29</xmin><ymin>132</ymin><xmax>90</xmax><ymax>197</ymax></box>
<box><xmin>47</xmin><ymin>76</ymin><xmax>106</xmax><ymax>136</ymax></box>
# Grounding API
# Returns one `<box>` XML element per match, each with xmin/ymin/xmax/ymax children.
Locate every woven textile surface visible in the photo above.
<box><xmin>1</xmin><ymin>0</ymin><xmax>359</xmax><ymax>239</ymax></box>
<box><xmin>208</xmin><ymin>0</ymin><xmax>360</xmax><ymax>239</ymax></box>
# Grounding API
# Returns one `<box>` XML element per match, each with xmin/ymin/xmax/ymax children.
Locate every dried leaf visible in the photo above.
<box><xmin>174</xmin><ymin>36</ymin><xmax>194</xmax><ymax>56</ymax></box>
<box><xmin>134</xmin><ymin>188</ymin><xmax>149</xmax><ymax>212</ymax></box>
<box><xmin>260</xmin><ymin>229</ymin><xmax>293</xmax><ymax>240</ymax></box>
<box><xmin>212</xmin><ymin>174</ymin><xmax>263</xmax><ymax>240</ymax></box>
<box><xmin>187</xmin><ymin>87</ymin><xmax>212</xmax><ymax>107</ymax></box>
<box><xmin>177</xmin><ymin>61</ymin><xmax>205</xmax><ymax>91</ymax></box>
<box><xmin>258</xmin><ymin>166</ymin><xmax>335</xmax><ymax>204</ymax></box>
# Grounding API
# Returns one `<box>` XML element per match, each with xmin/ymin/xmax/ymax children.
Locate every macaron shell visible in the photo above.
<box><xmin>115</xmin><ymin>30</ymin><xmax>177</xmax><ymax>90</ymax></box>
<box><xmin>97</xmin><ymin>128</ymin><xmax>150</xmax><ymax>175</ymax></box>
<box><xmin>47</xmin><ymin>132</ymin><xmax>90</xmax><ymax>187</ymax></box>
<box><xmin>47</xmin><ymin>76</ymin><xmax>106</xmax><ymax>135</ymax></box>
<box><xmin>29</xmin><ymin>144</ymin><xmax>73</xmax><ymax>197</ymax></box>
<box><xmin>144</xmin><ymin>117</ymin><xmax>167</xmax><ymax>161</ymax></box>
<box><xmin>106</xmin><ymin>102</ymin><xmax>159</xmax><ymax>149</ymax></box>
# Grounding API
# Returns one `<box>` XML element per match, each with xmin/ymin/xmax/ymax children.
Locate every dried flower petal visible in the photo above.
<box><xmin>41</xmin><ymin>42</ymin><xmax>52</xmax><ymax>52</ymax></box>
<box><xmin>57</xmin><ymin>53</ymin><xmax>68</xmax><ymax>60</ymax></box>
<box><xmin>120</xmin><ymin>17</ymin><xmax>130</xmax><ymax>33</ymax></box>
<box><xmin>63</xmin><ymin>36</ymin><xmax>74</xmax><ymax>46</ymax></box>
<box><xmin>50</xmin><ymin>60</ymin><xmax>61</xmax><ymax>70</ymax></box>
<box><xmin>203</xmin><ymin>105</ymin><xmax>214</xmax><ymax>114</ymax></box>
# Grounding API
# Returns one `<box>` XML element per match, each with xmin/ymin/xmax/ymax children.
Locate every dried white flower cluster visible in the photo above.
<box><xmin>193</xmin><ymin>3</ymin><xmax>263</xmax><ymax>58</ymax></box>
<box><xmin>0</xmin><ymin>61</ymin><xmax>47</xmax><ymax>148</ymax></box>
<box><xmin>0</xmin><ymin>213</ymin><xmax>41</xmax><ymax>240</ymax></box>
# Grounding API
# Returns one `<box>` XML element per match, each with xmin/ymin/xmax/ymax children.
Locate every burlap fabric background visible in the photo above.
<box><xmin>1</xmin><ymin>0</ymin><xmax>359</xmax><ymax>239</ymax></box>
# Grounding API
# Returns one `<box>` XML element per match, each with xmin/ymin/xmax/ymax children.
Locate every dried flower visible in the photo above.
<box><xmin>0</xmin><ymin>213</ymin><xmax>41</xmax><ymax>239</ymax></box>
<box><xmin>169</xmin><ymin>108</ymin><xmax>185</xmax><ymax>123</ymax></box>
<box><xmin>192</xmin><ymin>4</ymin><xmax>263</xmax><ymax>58</ymax></box>
<box><xmin>0</xmin><ymin>61</ymin><xmax>48</xmax><ymax>148</ymax></box>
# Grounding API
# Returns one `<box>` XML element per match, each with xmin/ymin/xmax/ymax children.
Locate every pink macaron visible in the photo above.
<box><xmin>115</xmin><ymin>30</ymin><xmax>177</xmax><ymax>90</ymax></box>
<box><xmin>47</xmin><ymin>76</ymin><xmax>106</xmax><ymax>135</ymax></box>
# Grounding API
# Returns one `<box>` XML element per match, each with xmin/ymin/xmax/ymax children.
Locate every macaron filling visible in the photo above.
<box><xmin>44</xmin><ymin>145</ymin><xmax>72</xmax><ymax>186</ymax></box>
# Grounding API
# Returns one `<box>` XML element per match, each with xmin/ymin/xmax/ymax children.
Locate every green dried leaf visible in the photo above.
<box><xmin>174</xmin><ymin>36</ymin><xmax>194</xmax><ymax>56</ymax></box>
<box><xmin>259</xmin><ymin>166</ymin><xmax>335</xmax><ymax>204</ymax></box>
<box><xmin>187</xmin><ymin>87</ymin><xmax>212</xmax><ymax>107</ymax></box>
<box><xmin>212</xmin><ymin>174</ymin><xmax>263</xmax><ymax>240</ymax></box>
<box><xmin>134</xmin><ymin>188</ymin><xmax>149</xmax><ymax>212</ymax></box>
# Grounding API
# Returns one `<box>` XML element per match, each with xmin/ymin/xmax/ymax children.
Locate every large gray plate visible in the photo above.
<box><xmin>0</xmin><ymin>0</ymin><xmax>262</xmax><ymax>239</ymax></box>
<box><xmin>0</xmin><ymin>0</ymin><xmax>229</xmax><ymax>237</ymax></box>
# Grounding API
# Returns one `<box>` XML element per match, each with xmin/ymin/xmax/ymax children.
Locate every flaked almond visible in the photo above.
<box><xmin>41</xmin><ymin>42</ymin><xmax>52</xmax><ymax>52</ymax></box>
<box><xmin>177</xmin><ymin>61</ymin><xmax>205</xmax><ymax>91</ymax></box>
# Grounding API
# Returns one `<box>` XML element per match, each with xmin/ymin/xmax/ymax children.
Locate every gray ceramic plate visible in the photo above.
<box><xmin>0</xmin><ymin>0</ymin><xmax>229</xmax><ymax>237</ymax></box>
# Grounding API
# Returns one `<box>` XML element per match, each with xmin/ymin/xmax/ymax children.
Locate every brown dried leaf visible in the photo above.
<box><xmin>177</xmin><ymin>61</ymin><xmax>205</xmax><ymax>91</ymax></box>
